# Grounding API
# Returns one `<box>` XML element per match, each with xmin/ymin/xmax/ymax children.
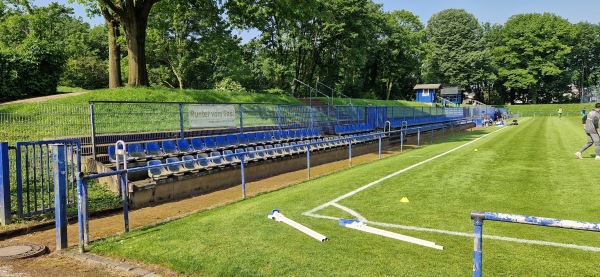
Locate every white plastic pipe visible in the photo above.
<box><xmin>341</xmin><ymin>220</ymin><xmax>443</xmax><ymax>250</ymax></box>
<box><xmin>269</xmin><ymin>210</ymin><xmax>328</xmax><ymax>242</ymax></box>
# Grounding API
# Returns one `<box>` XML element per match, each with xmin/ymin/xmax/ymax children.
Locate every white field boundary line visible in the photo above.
<box><xmin>303</xmin><ymin>121</ymin><xmax>519</xmax><ymax>217</ymax></box>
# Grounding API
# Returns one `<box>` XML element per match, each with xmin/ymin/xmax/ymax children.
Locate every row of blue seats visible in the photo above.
<box><xmin>108</xmin><ymin>128</ymin><xmax>322</xmax><ymax>163</ymax></box>
<box><xmin>388</xmin><ymin>117</ymin><xmax>462</xmax><ymax>128</ymax></box>
<box><xmin>335</xmin><ymin>123</ymin><xmax>374</xmax><ymax>135</ymax></box>
<box><xmin>146</xmin><ymin>134</ymin><xmax>382</xmax><ymax>180</ymax></box>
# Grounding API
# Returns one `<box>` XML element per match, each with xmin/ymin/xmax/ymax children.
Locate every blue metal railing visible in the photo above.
<box><xmin>470</xmin><ymin>211</ymin><xmax>600</xmax><ymax>277</ymax></box>
<box><xmin>14</xmin><ymin>139</ymin><xmax>80</xmax><ymax>218</ymax></box>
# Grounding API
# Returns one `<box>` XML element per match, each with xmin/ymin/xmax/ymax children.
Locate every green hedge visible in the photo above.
<box><xmin>0</xmin><ymin>41</ymin><xmax>65</xmax><ymax>102</ymax></box>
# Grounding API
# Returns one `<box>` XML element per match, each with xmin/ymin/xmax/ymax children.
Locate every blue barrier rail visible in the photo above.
<box><xmin>470</xmin><ymin>211</ymin><xmax>600</xmax><ymax>277</ymax></box>
<box><xmin>15</xmin><ymin>139</ymin><xmax>80</xmax><ymax>218</ymax></box>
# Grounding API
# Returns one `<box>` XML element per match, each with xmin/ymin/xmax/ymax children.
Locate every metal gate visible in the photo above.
<box><xmin>14</xmin><ymin>139</ymin><xmax>80</xmax><ymax>218</ymax></box>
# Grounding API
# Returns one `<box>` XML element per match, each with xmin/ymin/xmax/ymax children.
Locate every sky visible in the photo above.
<box><xmin>31</xmin><ymin>0</ymin><xmax>600</xmax><ymax>39</ymax></box>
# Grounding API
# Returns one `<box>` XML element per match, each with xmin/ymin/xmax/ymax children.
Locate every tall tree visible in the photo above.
<box><xmin>572</xmin><ymin>22</ymin><xmax>600</xmax><ymax>100</ymax></box>
<box><xmin>375</xmin><ymin>10</ymin><xmax>424</xmax><ymax>100</ymax></box>
<box><xmin>494</xmin><ymin>13</ymin><xmax>574</xmax><ymax>103</ymax></box>
<box><xmin>147</xmin><ymin>0</ymin><xmax>242</xmax><ymax>90</ymax></box>
<box><xmin>424</xmin><ymin>9</ymin><xmax>483</xmax><ymax>90</ymax></box>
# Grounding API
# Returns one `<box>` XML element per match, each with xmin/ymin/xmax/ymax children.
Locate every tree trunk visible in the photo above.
<box><xmin>123</xmin><ymin>18</ymin><xmax>149</xmax><ymax>86</ymax></box>
<box><xmin>101</xmin><ymin>7</ymin><xmax>122</xmax><ymax>88</ymax></box>
<box><xmin>99</xmin><ymin>0</ymin><xmax>158</xmax><ymax>87</ymax></box>
<box><xmin>106</xmin><ymin>19</ymin><xmax>122</xmax><ymax>88</ymax></box>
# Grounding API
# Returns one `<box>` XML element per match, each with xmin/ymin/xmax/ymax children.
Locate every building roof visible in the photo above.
<box><xmin>413</xmin><ymin>84</ymin><xmax>441</xmax><ymax>90</ymax></box>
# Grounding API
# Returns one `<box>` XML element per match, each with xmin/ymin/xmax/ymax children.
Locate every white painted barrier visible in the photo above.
<box><xmin>268</xmin><ymin>210</ymin><xmax>328</xmax><ymax>242</ymax></box>
<box><xmin>340</xmin><ymin>219</ymin><xmax>443</xmax><ymax>250</ymax></box>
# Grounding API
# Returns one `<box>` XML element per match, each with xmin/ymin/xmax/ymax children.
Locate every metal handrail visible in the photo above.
<box><xmin>317</xmin><ymin>81</ymin><xmax>352</xmax><ymax>105</ymax></box>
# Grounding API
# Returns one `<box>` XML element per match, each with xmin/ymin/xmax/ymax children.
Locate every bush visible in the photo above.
<box><xmin>214</xmin><ymin>77</ymin><xmax>247</xmax><ymax>93</ymax></box>
<box><xmin>0</xmin><ymin>40</ymin><xmax>66</xmax><ymax>102</ymax></box>
<box><xmin>60</xmin><ymin>55</ymin><xmax>108</xmax><ymax>89</ymax></box>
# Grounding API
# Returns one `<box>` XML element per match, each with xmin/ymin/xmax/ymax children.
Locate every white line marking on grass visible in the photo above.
<box><xmin>303</xmin><ymin>125</ymin><xmax>510</xmax><ymax>217</ymax></box>
<box><xmin>331</xmin><ymin>203</ymin><xmax>366</xmax><ymax>221</ymax></box>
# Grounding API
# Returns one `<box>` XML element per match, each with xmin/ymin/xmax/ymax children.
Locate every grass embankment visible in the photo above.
<box><xmin>91</xmin><ymin>116</ymin><xmax>600</xmax><ymax>276</ymax></box>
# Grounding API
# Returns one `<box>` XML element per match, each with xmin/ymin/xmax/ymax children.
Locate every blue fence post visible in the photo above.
<box><xmin>76</xmin><ymin>172</ymin><xmax>86</xmax><ymax>253</ymax></box>
<box><xmin>378</xmin><ymin>135</ymin><xmax>382</xmax><ymax>159</ymax></box>
<box><xmin>277</xmin><ymin>105</ymin><xmax>282</xmax><ymax>130</ymax></box>
<box><xmin>15</xmin><ymin>143</ymin><xmax>23</xmax><ymax>218</ymax></box>
<box><xmin>240</xmin><ymin>154</ymin><xmax>246</xmax><ymax>199</ymax></box>
<box><xmin>472</xmin><ymin>211</ymin><xmax>484</xmax><ymax>277</ymax></box>
<box><xmin>0</xmin><ymin>142</ymin><xmax>10</xmax><ymax>225</ymax></box>
<box><xmin>52</xmin><ymin>144</ymin><xmax>68</xmax><ymax>250</ymax></box>
<box><xmin>349</xmin><ymin>140</ymin><xmax>353</xmax><ymax>167</ymax></box>
<box><xmin>306</xmin><ymin>144</ymin><xmax>311</xmax><ymax>179</ymax></box>
<box><xmin>400</xmin><ymin>131</ymin><xmax>404</xmax><ymax>152</ymax></box>
<box><xmin>90</xmin><ymin>103</ymin><xmax>97</xmax><ymax>160</ymax></box>
<box><xmin>121</xmin><ymin>170</ymin><xmax>129</xmax><ymax>233</ymax></box>
<box><xmin>179</xmin><ymin>103</ymin><xmax>185</xmax><ymax>139</ymax></box>
<box><xmin>238</xmin><ymin>104</ymin><xmax>244</xmax><ymax>134</ymax></box>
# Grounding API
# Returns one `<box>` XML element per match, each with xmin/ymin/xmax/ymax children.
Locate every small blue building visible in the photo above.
<box><xmin>414</xmin><ymin>84</ymin><xmax>441</xmax><ymax>103</ymax></box>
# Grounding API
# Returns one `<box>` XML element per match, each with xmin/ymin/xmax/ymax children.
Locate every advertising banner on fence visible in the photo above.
<box><xmin>188</xmin><ymin>104</ymin><xmax>237</xmax><ymax>128</ymax></box>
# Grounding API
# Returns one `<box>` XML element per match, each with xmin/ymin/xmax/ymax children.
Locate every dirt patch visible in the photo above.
<box><xmin>0</xmin><ymin>92</ymin><xmax>88</xmax><ymax>105</ymax></box>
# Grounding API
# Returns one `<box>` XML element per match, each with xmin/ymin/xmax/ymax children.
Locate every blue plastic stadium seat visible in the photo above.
<box><xmin>145</xmin><ymin>142</ymin><xmax>165</xmax><ymax>159</ymax></box>
<box><xmin>282</xmin><ymin>143</ymin><xmax>292</xmax><ymax>156</ymax></box>
<box><xmin>265</xmin><ymin>145</ymin><xmax>276</xmax><ymax>158</ymax></box>
<box><xmin>147</xmin><ymin>160</ymin><xmax>171</xmax><ymax>180</ymax></box>
<box><xmin>245</xmin><ymin>147</ymin><xmax>257</xmax><ymax>162</ymax></box>
<box><xmin>165</xmin><ymin>157</ymin><xmax>185</xmax><ymax>175</ymax></box>
<box><xmin>272</xmin><ymin>130</ymin><xmax>283</xmax><ymax>142</ymax></box>
<box><xmin>204</xmin><ymin>137</ymin><xmax>217</xmax><ymax>152</ymax></box>
<box><xmin>255</xmin><ymin>146</ymin><xmax>267</xmax><ymax>160</ymax></box>
<box><xmin>182</xmin><ymin>155</ymin><xmax>201</xmax><ymax>173</ymax></box>
<box><xmin>313</xmin><ymin>128</ymin><xmax>321</xmax><ymax>138</ymax></box>
<box><xmin>210</xmin><ymin>151</ymin><xmax>227</xmax><ymax>167</ymax></box>
<box><xmin>237</xmin><ymin>134</ymin><xmax>250</xmax><ymax>147</ymax></box>
<box><xmin>107</xmin><ymin>145</ymin><xmax>118</xmax><ymax>163</ymax></box>
<box><xmin>190</xmin><ymin>138</ymin><xmax>207</xmax><ymax>153</ymax></box>
<box><xmin>226</xmin><ymin>134</ymin><xmax>240</xmax><ymax>148</ymax></box>
<box><xmin>246</xmin><ymin>133</ymin><xmax>258</xmax><ymax>146</ymax></box>
<box><xmin>294</xmin><ymin>129</ymin><xmax>303</xmax><ymax>140</ymax></box>
<box><xmin>223</xmin><ymin>150</ymin><xmax>241</xmax><ymax>165</ymax></box>
<box><xmin>234</xmin><ymin>148</ymin><xmax>249</xmax><ymax>163</ymax></box>
<box><xmin>126</xmin><ymin>143</ymin><xmax>146</xmax><ymax>161</ymax></box>
<box><xmin>264</xmin><ymin>131</ymin><xmax>275</xmax><ymax>144</ymax></box>
<box><xmin>215</xmin><ymin>135</ymin><xmax>229</xmax><ymax>150</ymax></box>
<box><xmin>255</xmin><ymin>132</ymin><xmax>266</xmax><ymax>144</ymax></box>
<box><xmin>197</xmin><ymin>153</ymin><xmax>215</xmax><ymax>169</ymax></box>
<box><xmin>297</xmin><ymin>141</ymin><xmax>308</xmax><ymax>153</ymax></box>
<box><xmin>301</xmin><ymin>129</ymin><xmax>310</xmax><ymax>139</ymax></box>
<box><xmin>177</xmin><ymin>139</ymin><xmax>196</xmax><ymax>155</ymax></box>
<box><xmin>161</xmin><ymin>140</ymin><xmax>180</xmax><ymax>157</ymax></box>
<box><xmin>273</xmin><ymin>144</ymin><xmax>284</xmax><ymax>157</ymax></box>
